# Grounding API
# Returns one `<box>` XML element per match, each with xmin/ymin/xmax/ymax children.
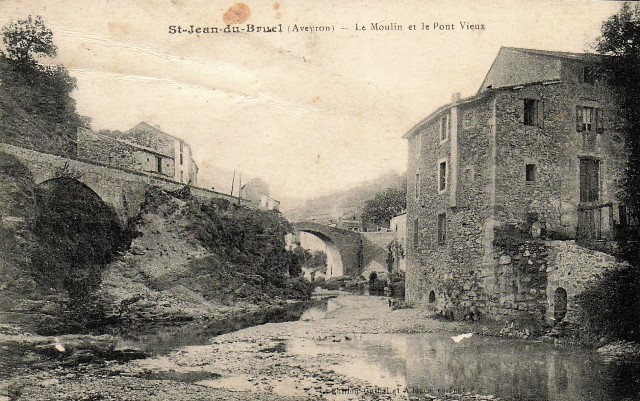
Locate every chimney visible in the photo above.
<box><xmin>451</xmin><ymin>92</ymin><xmax>461</xmax><ymax>103</ymax></box>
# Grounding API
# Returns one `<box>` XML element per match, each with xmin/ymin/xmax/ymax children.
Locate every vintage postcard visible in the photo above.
<box><xmin>0</xmin><ymin>1</ymin><xmax>639</xmax><ymax>400</ymax></box>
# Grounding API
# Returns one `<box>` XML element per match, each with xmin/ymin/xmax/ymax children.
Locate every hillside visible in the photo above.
<box><xmin>283</xmin><ymin>171</ymin><xmax>406</xmax><ymax>223</ymax></box>
<box><xmin>0</xmin><ymin>57</ymin><xmax>85</xmax><ymax>157</ymax></box>
<box><xmin>0</xmin><ymin>154</ymin><xmax>311</xmax><ymax>335</ymax></box>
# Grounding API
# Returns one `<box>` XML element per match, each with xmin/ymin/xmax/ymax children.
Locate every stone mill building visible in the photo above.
<box><xmin>403</xmin><ymin>47</ymin><xmax>629</xmax><ymax>327</ymax></box>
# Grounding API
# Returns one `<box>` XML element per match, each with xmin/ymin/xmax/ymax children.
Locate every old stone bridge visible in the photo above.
<box><xmin>292</xmin><ymin>221</ymin><xmax>364</xmax><ymax>277</ymax></box>
<box><xmin>0</xmin><ymin>143</ymin><xmax>237</xmax><ymax>224</ymax></box>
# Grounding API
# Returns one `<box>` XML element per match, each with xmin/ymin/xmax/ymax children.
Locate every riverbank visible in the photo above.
<box><xmin>5</xmin><ymin>294</ymin><xmax>640</xmax><ymax>400</ymax></box>
<box><xmin>3</xmin><ymin>296</ymin><xmax>491</xmax><ymax>401</ymax></box>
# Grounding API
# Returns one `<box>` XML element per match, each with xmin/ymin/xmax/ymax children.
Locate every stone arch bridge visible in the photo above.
<box><xmin>0</xmin><ymin>143</ymin><xmax>237</xmax><ymax>224</ymax></box>
<box><xmin>292</xmin><ymin>221</ymin><xmax>363</xmax><ymax>277</ymax></box>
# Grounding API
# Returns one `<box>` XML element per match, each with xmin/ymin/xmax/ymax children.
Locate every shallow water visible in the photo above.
<box><xmin>288</xmin><ymin>332</ymin><xmax>640</xmax><ymax>401</ymax></box>
<box><xmin>115</xmin><ymin>301</ymin><xmax>314</xmax><ymax>355</ymax></box>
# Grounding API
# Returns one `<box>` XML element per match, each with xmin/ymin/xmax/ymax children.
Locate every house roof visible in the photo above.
<box><xmin>404</xmin><ymin>46</ymin><xmax>606</xmax><ymax>140</ymax></box>
<box><xmin>78</xmin><ymin>127</ymin><xmax>169</xmax><ymax>158</ymax></box>
<box><xmin>477</xmin><ymin>46</ymin><xmax>606</xmax><ymax>94</ymax></box>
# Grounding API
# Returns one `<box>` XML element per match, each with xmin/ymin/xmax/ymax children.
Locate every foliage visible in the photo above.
<box><xmin>305</xmin><ymin>250</ymin><xmax>327</xmax><ymax>273</ymax></box>
<box><xmin>186</xmin><ymin>198</ymin><xmax>312</xmax><ymax>300</ymax></box>
<box><xmin>1</xmin><ymin>15</ymin><xmax>56</xmax><ymax>65</ymax></box>
<box><xmin>595</xmin><ymin>2</ymin><xmax>640</xmax><ymax>262</ymax></box>
<box><xmin>575</xmin><ymin>267</ymin><xmax>640</xmax><ymax>343</ymax></box>
<box><xmin>361</xmin><ymin>186</ymin><xmax>406</xmax><ymax>228</ymax></box>
<box><xmin>492</xmin><ymin>223</ymin><xmax>536</xmax><ymax>254</ymax></box>
<box><xmin>0</xmin><ymin>16</ymin><xmax>89</xmax><ymax>157</ymax></box>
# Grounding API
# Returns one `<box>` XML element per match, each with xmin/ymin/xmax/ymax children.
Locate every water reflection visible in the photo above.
<box><xmin>300</xmin><ymin>298</ymin><xmax>339</xmax><ymax>321</ymax></box>
<box><xmin>289</xmin><ymin>333</ymin><xmax>640</xmax><ymax>401</ymax></box>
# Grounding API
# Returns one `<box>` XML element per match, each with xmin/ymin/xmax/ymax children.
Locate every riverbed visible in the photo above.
<box><xmin>5</xmin><ymin>295</ymin><xmax>640</xmax><ymax>401</ymax></box>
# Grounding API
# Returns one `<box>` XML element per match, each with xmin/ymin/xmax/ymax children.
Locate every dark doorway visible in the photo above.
<box><xmin>428</xmin><ymin>290</ymin><xmax>436</xmax><ymax>304</ymax></box>
<box><xmin>554</xmin><ymin>287</ymin><xmax>568</xmax><ymax>322</ymax></box>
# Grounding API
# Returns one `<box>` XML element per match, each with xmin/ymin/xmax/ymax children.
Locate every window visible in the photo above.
<box><xmin>413</xmin><ymin>218</ymin><xmax>420</xmax><ymax>248</ymax></box>
<box><xmin>576</xmin><ymin>106</ymin><xmax>602</xmax><ymax>133</ymax></box>
<box><xmin>180</xmin><ymin>153</ymin><xmax>184</xmax><ymax>165</ymax></box>
<box><xmin>439</xmin><ymin>113</ymin><xmax>451</xmax><ymax>142</ymax></box>
<box><xmin>526</xmin><ymin>164</ymin><xmax>536</xmax><ymax>183</ymax></box>
<box><xmin>179</xmin><ymin>141</ymin><xmax>184</xmax><ymax>152</ymax></box>
<box><xmin>156</xmin><ymin>156</ymin><xmax>162</xmax><ymax>173</ymax></box>
<box><xmin>579</xmin><ymin>158</ymin><xmax>600</xmax><ymax>203</ymax></box>
<box><xmin>415</xmin><ymin>172</ymin><xmax>420</xmax><ymax>198</ymax></box>
<box><xmin>524</xmin><ymin>99</ymin><xmax>543</xmax><ymax>127</ymax></box>
<box><xmin>438</xmin><ymin>160</ymin><xmax>447</xmax><ymax>192</ymax></box>
<box><xmin>437</xmin><ymin>213</ymin><xmax>447</xmax><ymax>245</ymax></box>
<box><xmin>583</xmin><ymin>66</ymin><xmax>597</xmax><ymax>84</ymax></box>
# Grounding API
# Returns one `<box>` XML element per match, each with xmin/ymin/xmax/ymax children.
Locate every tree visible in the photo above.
<box><xmin>0</xmin><ymin>16</ymin><xmax>89</xmax><ymax>156</ymax></box>
<box><xmin>2</xmin><ymin>15</ymin><xmax>56</xmax><ymax>65</ymax></box>
<box><xmin>594</xmin><ymin>2</ymin><xmax>640</xmax><ymax>262</ymax></box>
<box><xmin>361</xmin><ymin>186</ymin><xmax>407</xmax><ymax>228</ymax></box>
<box><xmin>574</xmin><ymin>3</ymin><xmax>640</xmax><ymax>344</ymax></box>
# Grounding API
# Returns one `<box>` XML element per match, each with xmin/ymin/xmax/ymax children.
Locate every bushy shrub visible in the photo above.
<box><xmin>575</xmin><ymin>267</ymin><xmax>640</xmax><ymax>343</ymax></box>
<box><xmin>184</xmin><ymin>198</ymin><xmax>311</xmax><ymax>302</ymax></box>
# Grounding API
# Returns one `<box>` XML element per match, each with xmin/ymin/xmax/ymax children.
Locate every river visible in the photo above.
<box><xmin>9</xmin><ymin>295</ymin><xmax>640</xmax><ymax>401</ymax></box>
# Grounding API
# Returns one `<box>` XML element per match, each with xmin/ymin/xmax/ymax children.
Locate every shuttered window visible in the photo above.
<box><xmin>576</xmin><ymin>106</ymin><xmax>603</xmax><ymax>133</ymax></box>
<box><xmin>438</xmin><ymin>161</ymin><xmax>447</xmax><ymax>192</ymax></box>
<box><xmin>437</xmin><ymin>213</ymin><xmax>447</xmax><ymax>245</ymax></box>
<box><xmin>523</xmin><ymin>99</ymin><xmax>543</xmax><ymax>128</ymax></box>
<box><xmin>579</xmin><ymin>158</ymin><xmax>600</xmax><ymax>203</ymax></box>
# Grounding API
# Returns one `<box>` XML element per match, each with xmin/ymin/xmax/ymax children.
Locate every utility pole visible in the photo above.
<box><xmin>230</xmin><ymin>169</ymin><xmax>236</xmax><ymax>196</ymax></box>
<box><xmin>238</xmin><ymin>172</ymin><xmax>242</xmax><ymax>206</ymax></box>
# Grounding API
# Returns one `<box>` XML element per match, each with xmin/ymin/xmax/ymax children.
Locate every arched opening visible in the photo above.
<box><xmin>428</xmin><ymin>290</ymin><xmax>436</xmax><ymax>303</ymax></box>
<box><xmin>33</xmin><ymin>177</ymin><xmax>133</xmax><ymax>299</ymax></box>
<box><xmin>298</xmin><ymin>230</ymin><xmax>343</xmax><ymax>278</ymax></box>
<box><xmin>553</xmin><ymin>287</ymin><xmax>568</xmax><ymax>322</ymax></box>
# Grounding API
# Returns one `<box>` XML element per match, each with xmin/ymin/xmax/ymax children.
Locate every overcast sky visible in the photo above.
<box><xmin>0</xmin><ymin>0</ymin><xmax>621</xmax><ymax>202</ymax></box>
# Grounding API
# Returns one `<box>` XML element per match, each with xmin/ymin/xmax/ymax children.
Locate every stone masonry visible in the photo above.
<box><xmin>0</xmin><ymin>143</ymin><xmax>236</xmax><ymax>224</ymax></box>
<box><xmin>404</xmin><ymin>47</ymin><xmax>629</xmax><ymax>326</ymax></box>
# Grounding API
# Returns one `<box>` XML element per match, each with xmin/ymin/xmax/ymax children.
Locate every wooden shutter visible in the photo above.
<box><xmin>537</xmin><ymin>100</ymin><xmax>544</xmax><ymax>128</ymax></box>
<box><xmin>596</xmin><ymin>108</ymin><xmax>604</xmax><ymax>133</ymax></box>
<box><xmin>580</xmin><ymin>159</ymin><xmax>600</xmax><ymax>203</ymax></box>
<box><xmin>576</xmin><ymin>106</ymin><xmax>583</xmax><ymax>132</ymax></box>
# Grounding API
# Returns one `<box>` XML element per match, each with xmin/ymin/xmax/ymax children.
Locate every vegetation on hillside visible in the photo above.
<box><xmin>147</xmin><ymin>188</ymin><xmax>312</xmax><ymax>304</ymax></box>
<box><xmin>361</xmin><ymin>186</ymin><xmax>406</xmax><ymax>228</ymax></box>
<box><xmin>284</xmin><ymin>171</ymin><xmax>406</xmax><ymax>223</ymax></box>
<box><xmin>0</xmin><ymin>15</ymin><xmax>89</xmax><ymax>157</ymax></box>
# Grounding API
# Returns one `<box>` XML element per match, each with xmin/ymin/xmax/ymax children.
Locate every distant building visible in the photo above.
<box><xmin>240</xmin><ymin>178</ymin><xmax>280</xmax><ymax>211</ymax></box>
<box><xmin>76</xmin><ymin>122</ymin><xmax>198</xmax><ymax>185</ymax></box>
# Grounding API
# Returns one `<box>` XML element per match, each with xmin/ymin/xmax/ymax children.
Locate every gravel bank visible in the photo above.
<box><xmin>6</xmin><ymin>295</ymin><xmax>501</xmax><ymax>401</ymax></box>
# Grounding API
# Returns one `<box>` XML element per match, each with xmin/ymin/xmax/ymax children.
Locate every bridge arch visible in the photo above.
<box><xmin>298</xmin><ymin>230</ymin><xmax>344</xmax><ymax>278</ymax></box>
<box><xmin>292</xmin><ymin>222</ymin><xmax>362</xmax><ymax>277</ymax></box>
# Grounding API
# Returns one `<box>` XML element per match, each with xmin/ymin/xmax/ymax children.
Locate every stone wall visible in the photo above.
<box><xmin>77</xmin><ymin>128</ymin><xmax>175</xmax><ymax>179</ymax></box>
<box><xmin>406</xmin><ymin>95</ymin><xmax>495</xmax><ymax>312</ymax></box>
<box><xmin>493</xmin><ymin>73</ymin><xmax>625</xmax><ymax>239</ymax></box>
<box><xmin>545</xmin><ymin>240</ymin><xmax>626</xmax><ymax>324</ymax></box>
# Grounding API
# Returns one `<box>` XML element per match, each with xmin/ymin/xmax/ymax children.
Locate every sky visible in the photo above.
<box><xmin>0</xmin><ymin>0</ymin><xmax>622</xmax><ymax>204</ymax></box>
